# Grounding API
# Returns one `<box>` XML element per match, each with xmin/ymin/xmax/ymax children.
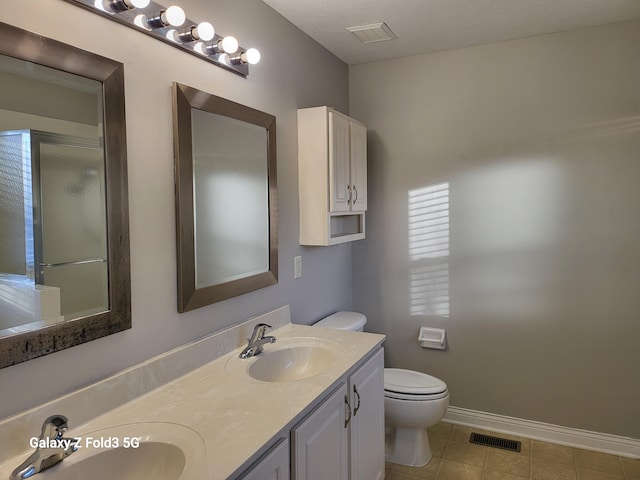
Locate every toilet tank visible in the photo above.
<box><xmin>314</xmin><ymin>311</ymin><xmax>367</xmax><ymax>332</ymax></box>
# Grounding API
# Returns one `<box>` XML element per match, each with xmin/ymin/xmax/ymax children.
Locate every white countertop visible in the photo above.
<box><xmin>0</xmin><ymin>321</ymin><xmax>385</xmax><ymax>479</ymax></box>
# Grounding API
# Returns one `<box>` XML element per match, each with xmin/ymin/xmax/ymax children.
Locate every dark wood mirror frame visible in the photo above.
<box><xmin>172</xmin><ymin>83</ymin><xmax>277</xmax><ymax>312</ymax></box>
<box><xmin>0</xmin><ymin>22</ymin><xmax>131</xmax><ymax>368</ymax></box>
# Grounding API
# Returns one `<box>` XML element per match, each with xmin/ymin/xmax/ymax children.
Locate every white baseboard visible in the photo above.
<box><xmin>443</xmin><ymin>406</ymin><xmax>640</xmax><ymax>459</ymax></box>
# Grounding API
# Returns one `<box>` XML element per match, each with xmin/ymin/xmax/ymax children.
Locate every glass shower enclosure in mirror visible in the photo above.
<box><xmin>0</xmin><ymin>130</ymin><xmax>108</xmax><ymax>324</ymax></box>
<box><xmin>0</xmin><ymin>22</ymin><xmax>131</xmax><ymax>367</ymax></box>
<box><xmin>173</xmin><ymin>83</ymin><xmax>277</xmax><ymax>312</ymax></box>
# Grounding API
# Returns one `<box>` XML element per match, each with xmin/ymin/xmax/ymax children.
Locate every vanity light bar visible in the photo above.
<box><xmin>62</xmin><ymin>0</ymin><xmax>261</xmax><ymax>77</ymax></box>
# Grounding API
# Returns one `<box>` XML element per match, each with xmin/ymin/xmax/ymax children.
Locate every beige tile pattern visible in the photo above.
<box><xmin>385</xmin><ymin>423</ymin><xmax>640</xmax><ymax>480</ymax></box>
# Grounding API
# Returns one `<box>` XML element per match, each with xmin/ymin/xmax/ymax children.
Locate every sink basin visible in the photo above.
<box><xmin>5</xmin><ymin>422</ymin><xmax>205</xmax><ymax>480</ymax></box>
<box><xmin>226</xmin><ymin>336</ymin><xmax>343</xmax><ymax>382</ymax></box>
<box><xmin>249</xmin><ymin>344</ymin><xmax>334</xmax><ymax>382</ymax></box>
<box><xmin>40</xmin><ymin>442</ymin><xmax>185</xmax><ymax>480</ymax></box>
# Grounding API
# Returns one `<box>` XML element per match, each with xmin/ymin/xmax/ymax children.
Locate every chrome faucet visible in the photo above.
<box><xmin>10</xmin><ymin>415</ymin><xmax>76</xmax><ymax>480</ymax></box>
<box><xmin>239</xmin><ymin>323</ymin><xmax>276</xmax><ymax>359</ymax></box>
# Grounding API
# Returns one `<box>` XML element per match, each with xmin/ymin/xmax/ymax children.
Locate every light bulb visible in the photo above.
<box><xmin>195</xmin><ymin>22</ymin><xmax>215</xmax><ymax>42</ymax></box>
<box><xmin>175</xmin><ymin>22</ymin><xmax>214</xmax><ymax>43</ymax></box>
<box><xmin>143</xmin><ymin>5</ymin><xmax>185</xmax><ymax>29</ymax></box>
<box><xmin>103</xmin><ymin>0</ymin><xmax>149</xmax><ymax>12</ymax></box>
<box><xmin>243</xmin><ymin>48</ymin><xmax>261</xmax><ymax>65</ymax></box>
<box><xmin>229</xmin><ymin>48</ymin><xmax>261</xmax><ymax>66</ymax></box>
<box><xmin>134</xmin><ymin>14</ymin><xmax>151</xmax><ymax>30</ymax></box>
<box><xmin>218</xmin><ymin>53</ymin><xmax>230</xmax><ymax>65</ymax></box>
<box><xmin>220</xmin><ymin>36</ymin><xmax>239</xmax><ymax>54</ymax></box>
<box><xmin>163</xmin><ymin>6</ymin><xmax>186</xmax><ymax>27</ymax></box>
<box><xmin>166</xmin><ymin>29</ymin><xmax>179</xmax><ymax>43</ymax></box>
<box><xmin>94</xmin><ymin>0</ymin><xmax>111</xmax><ymax>12</ymax></box>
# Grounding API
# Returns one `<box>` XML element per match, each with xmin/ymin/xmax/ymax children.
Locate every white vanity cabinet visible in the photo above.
<box><xmin>239</xmin><ymin>437</ymin><xmax>290</xmax><ymax>480</ymax></box>
<box><xmin>298</xmin><ymin>106</ymin><xmax>368</xmax><ymax>246</ymax></box>
<box><xmin>292</xmin><ymin>383</ymin><xmax>350</xmax><ymax>479</ymax></box>
<box><xmin>348</xmin><ymin>348</ymin><xmax>385</xmax><ymax>480</ymax></box>
<box><xmin>292</xmin><ymin>348</ymin><xmax>384</xmax><ymax>480</ymax></box>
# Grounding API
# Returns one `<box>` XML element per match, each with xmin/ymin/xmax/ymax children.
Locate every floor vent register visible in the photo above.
<box><xmin>469</xmin><ymin>432</ymin><xmax>522</xmax><ymax>452</ymax></box>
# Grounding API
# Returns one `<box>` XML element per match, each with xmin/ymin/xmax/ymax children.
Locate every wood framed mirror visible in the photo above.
<box><xmin>0</xmin><ymin>22</ymin><xmax>131</xmax><ymax>367</ymax></box>
<box><xmin>173</xmin><ymin>83</ymin><xmax>277</xmax><ymax>312</ymax></box>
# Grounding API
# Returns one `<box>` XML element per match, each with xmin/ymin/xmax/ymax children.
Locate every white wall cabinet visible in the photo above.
<box><xmin>291</xmin><ymin>348</ymin><xmax>384</xmax><ymax>480</ymax></box>
<box><xmin>298</xmin><ymin>106</ymin><xmax>368</xmax><ymax>246</ymax></box>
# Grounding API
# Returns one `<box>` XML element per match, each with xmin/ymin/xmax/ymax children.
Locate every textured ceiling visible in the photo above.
<box><xmin>261</xmin><ymin>0</ymin><xmax>640</xmax><ymax>64</ymax></box>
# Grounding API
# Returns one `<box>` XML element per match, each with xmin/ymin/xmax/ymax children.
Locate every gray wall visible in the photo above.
<box><xmin>350</xmin><ymin>21</ymin><xmax>640</xmax><ymax>438</ymax></box>
<box><xmin>0</xmin><ymin>0</ymin><xmax>351</xmax><ymax>419</ymax></box>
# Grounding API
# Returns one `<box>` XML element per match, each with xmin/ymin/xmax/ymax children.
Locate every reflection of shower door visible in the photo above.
<box><xmin>30</xmin><ymin>131</ymin><xmax>109</xmax><ymax>318</ymax></box>
<box><xmin>0</xmin><ymin>131</ymin><xmax>32</xmax><ymax>278</ymax></box>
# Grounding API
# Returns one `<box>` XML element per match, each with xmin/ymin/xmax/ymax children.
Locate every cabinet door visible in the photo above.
<box><xmin>329</xmin><ymin>112</ymin><xmax>351</xmax><ymax>213</ymax></box>
<box><xmin>292</xmin><ymin>383</ymin><xmax>349</xmax><ymax>480</ymax></box>
<box><xmin>239</xmin><ymin>438</ymin><xmax>290</xmax><ymax>480</ymax></box>
<box><xmin>349</xmin><ymin>348</ymin><xmax>384</xmax><ymax>480</ymax></box>
<box><xmin>349</xmin><ymin>121</ymin><xmax>367</xmax><ymax>212</ymax></box>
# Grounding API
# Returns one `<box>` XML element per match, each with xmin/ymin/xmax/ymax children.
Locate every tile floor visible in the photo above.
<box><xmin>385</xmin><ymin>423</ymin><xmax>640</xmax><ymax>480</ymax></box>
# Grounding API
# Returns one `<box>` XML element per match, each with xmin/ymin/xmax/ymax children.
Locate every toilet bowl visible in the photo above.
<box><xmin>314</xmin><ymin>311</ymin><xmax>449</xmax><ymax>467</ymax></box>
<box><xmin>384</xmin><ymin>368</ymin><xmax>449</xmax><ymax>466</ymax></box>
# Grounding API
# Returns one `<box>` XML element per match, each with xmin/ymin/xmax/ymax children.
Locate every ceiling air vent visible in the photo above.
<box><xmin>346</xmin><ymin>22</ymin><xmax>397</xmax><ymax>43</ymax></box>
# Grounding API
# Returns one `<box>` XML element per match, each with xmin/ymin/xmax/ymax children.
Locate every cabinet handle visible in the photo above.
<box><xmin>353</xmin><ymin>385</ymin><xmax>361</xmax><ymax>416</ymax></box>
<box><xmin>347</xmin><ymin>185</ymin><xmax>352</xmax><ymax>205</ymax></box>
<box><xmin>344</xmin><ymin>394</ymin><xmax>352</xmax><ymax>428</ymax></box>
<box><xmin>353</xmin><ymin>185</ymin><xmax>358</xmax><ymax>204</ymax></box>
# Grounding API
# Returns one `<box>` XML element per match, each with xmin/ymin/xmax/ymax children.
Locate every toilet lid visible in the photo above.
<box><xmin>314</xmin><ymin>311</ymin><xmax>367</xmax><ymax>331</ymax></box>
<box><xmin>384</xmin><ymin>368</ymin><xmax>447</xmax><ymax>395</ymax></box>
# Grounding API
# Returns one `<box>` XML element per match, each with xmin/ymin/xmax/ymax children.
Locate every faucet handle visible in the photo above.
<box><xmin>41</xmin><ymin>415</ymin><xmax>69</xmax><ymax>439</ymax></box>
<box><xmin>246</xmin><ymin>323</ymin><xmax>270</xmax><ymax>345</ymax></box>
<box><xmin>251</xmin><ymin>323</ymin><xmax>272</xmax><ymax>339</ymax></box>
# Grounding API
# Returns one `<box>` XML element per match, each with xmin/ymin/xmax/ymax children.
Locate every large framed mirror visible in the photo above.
<box><xmin>173</xmin><ymin>83</ymin><xmax>277</xmax><ymax>312</ymax></box>
<box><xmin>0</xmin><ymin>22</ymin><xmax>131</xmax><ymax>367</ymax></box>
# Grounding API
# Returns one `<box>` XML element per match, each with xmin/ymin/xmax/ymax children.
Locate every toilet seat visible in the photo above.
<box><xmin>384</xmin><ymin>368</ymin><xmax>448</xmax><ymax>400</ymax></box>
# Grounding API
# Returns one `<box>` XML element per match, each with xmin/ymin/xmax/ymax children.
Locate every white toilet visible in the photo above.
<box><xmin>314</xmin><ymin>311</ymin><xmax>449</xmax><ymax>467</ymax></box>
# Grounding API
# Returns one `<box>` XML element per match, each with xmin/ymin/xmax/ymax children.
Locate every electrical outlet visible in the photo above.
<box><xmin>294</xmin><ymin>256</ymin><xmax>302</xmax><ymax>279</ymax></box>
